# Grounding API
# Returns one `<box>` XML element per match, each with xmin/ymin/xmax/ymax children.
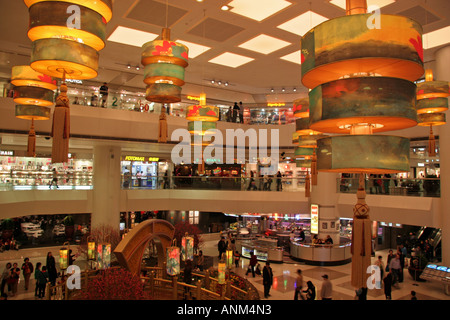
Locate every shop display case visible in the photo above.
<box><xmin>0</xmin><ymin>156</ymin><xmax>93</xmax><ymax>190</ymax></box>
<box><xmin>290</xmin><ymin>239</ymin><xmax>352</xmax><ymax>266</ymax></box>
<box><xmin>236</xmin><ymin>237</ymin><xmax>283</xmax><ymax>262</ymax></box>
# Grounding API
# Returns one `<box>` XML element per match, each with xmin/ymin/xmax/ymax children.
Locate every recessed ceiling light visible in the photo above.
<box><xmin>238</xmin><ymin>34</ymin><xmax>291</xmax><ymax>55</ymax></box>
<box><xmin>329</xmin><ymin>0</ymin><xmax>396</xmax><ymax>10</ymax></box>
<box><xmin>127</xmin><ymin>64</ymin><xmax>131</xmax><ymax>69</ymax></box>
<box><xmin>277</xmin><ymin>11</ymin><xmax>328</xmax><ymax>36</ymax></box>
<box><xmin>208</xmin><ymin>52</ymin><xmax>254</xmax><ymax>68</ymax></box>
<box><xmin>280</xmin><ymin>50</ymin><xmax>301</xmax><ymax>65</ymax></box>
<box><xmin>218</xmin><ymin>80</ymin><xmax>222</xmax><ymax>85</ymax></box>
<box><xmin>221</xmin><ymin>5</ymin><xmax>231</xmax><ymax>11</ymax></box>
<box><xmin>228</xmin><ymin>0</ymin><xmax>291</xmax><ymax>22</ymax></box>
<box><xmin>423</xmin><ymin>26</ymin><xmax>450</xmax><ymax>49</ymax></box>
<box><xmin>175</xmin><ymin>40</ymin><xmax>211</xmax><ymax>59</ymax></box>
<box><xmin>108</xmin><ymin>26</ymin><xmax>158</xmax><ymax>47</ymax></box>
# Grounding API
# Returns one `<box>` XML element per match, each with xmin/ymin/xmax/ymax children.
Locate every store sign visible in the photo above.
<box><xmin>311</xmin><ymin>204</ymin><xmax>319</xmax><ymax>234</ymax></box>
<box><xmin>124</xmin><ymin>156</ymin><xmax>160</xmax><ymax>162</ymax></box>
<box><xmin>187</xmin><ymin>95</ymin><xmax>201</xmax><ymax>102</ymax></box>
<box><xmin>267</xmin><ymin>103</ymin><xmax>285</xmax><ymax>107</ymax></box>
<box><xmin>0</xmin><ymin>150</ymin><xmax>13</xmax><ymax>156</ymax></box>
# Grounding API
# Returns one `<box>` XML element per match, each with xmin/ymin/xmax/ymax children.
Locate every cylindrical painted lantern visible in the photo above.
<box><xmin>226</xmin><ymin>249</ymin><xmax>233</xmax><ymax>268</ymax></box>
<box><xmin>87</xmin><ymin>240</ymin><xmax>96</xmax><ymax>261</ymax></box>
<box><xmin>142</xmin><ymin>28</ymin><xmax>189</xmax><ymax>103</ymax></box>
<box><xmin>166</xmin><ymin>246</ymin><xmax>181</xmax><ymax>276</ymax></box>
<box><xmin>293</xmin><ymin>98</ymin><xmax>309</xmax><ymax>118</ymax></box>
<box><xmin>96</xmin><ymin>243</ymin><xmax>111</xmax><ymax>269</ymax></box>
<box><xmin>188</xmin><ymin>121</ymin><xmax>217</xmax><ymax>135</ymax></box>
<box><xmin>300</xmin><ymin>14</ymin><xmax>424</xmax><ymax>89</ymax></box>
<box><xmin>181</xmin><ymin>235</ymin><xmax>194</xmax><ymax>261</ymax></box>
<box><xmin>218</xmin><ymin>261</ymin><xmax>226</xmax><ymax>284</ymax></box>
<box><xmin>59</xmin><ymin>246</ymin><xmax>69</xmax><ymax>270</ymax></box>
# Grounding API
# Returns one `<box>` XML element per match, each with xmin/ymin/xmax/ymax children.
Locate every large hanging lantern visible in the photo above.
<box><xmin>416</xmin><ymin>69</ymin><xmax>449</xmax><ymax>156</ymax></box>
<box><xmin>11</xmin><ymin>65</ymin><xmax>57</xmax><ymax>157</ymax></box>
<box><xmin>166</xmin><ymin>243</ymin><xmax>181</xmax><ymax>276</ymax></box>
<box><xmin>142</xmin><ymin>28</ymin><xmax>189</xmax><ymax>103</ymax></box>
<box><xmin>181</xmin><ymin>233</ymin><xmax>194</xmax><ymax>261</ymax></box>
<box><xmin>87</xmin><ymin>238</ymin><xmax>96</xmax><ymax>261</ymax></box>
<box><xmin>225</xmin><ymin>249</ymin><xmax>233</xmax><ymax>268</ymax></box>
<box><xmin>293</xmin><ymin>98</ymin><xmax>309</xmax><ymax>118</ymax></box>
<box><xmin>300</xmin><ymin>0</ymin><xmax>424</xmax><ymax>289</ymax></box>
<box><xmin>24</xmin><ymin>0</ymin><xmax>112</xmax><ymax>163</ymax></box>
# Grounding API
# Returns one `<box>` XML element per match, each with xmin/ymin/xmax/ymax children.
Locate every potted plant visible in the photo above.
<box><xmin>63</xmin><ymin>215</ymin><xmax>75</xmax><ymax>241</ymax></box>
<box><xmin>1</xmin><ymin>218</ymin><xmax>15</xmax><ymax>241</ymax></box>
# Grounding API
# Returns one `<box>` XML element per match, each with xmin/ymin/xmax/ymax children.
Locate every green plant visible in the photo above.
<box><xmin>1</xmin><ymin>218</ymin><xmax>14</xmax><ymax>230</ymax></box>
<box><xmin>63</xmin><ymin>215</ymin><xmax>75</xmax><ymax>226</ymax></box>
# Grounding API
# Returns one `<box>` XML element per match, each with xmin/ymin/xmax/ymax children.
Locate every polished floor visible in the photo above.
<box><xmin>0</xmin><ymin>239</ymin><xmax>449</xmax><ymax>301</ymax></box>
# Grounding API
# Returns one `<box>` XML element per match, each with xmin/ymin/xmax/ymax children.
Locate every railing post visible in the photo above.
<box><xmin>205</xmin><ymin>270</ymin><xmax>210</xmax><ymax>290</ymax></box>
<box><xmin>64</xmin><ymin>280</ymin><xmax>69</xmax><ymax>300</ymax></box>
<box><xmin>221</xmin><ymin>284</ymin><xmax>226</xmax><ymax>300</ymax></box>
<box><xmin>226</xmin><ymin>279</ymin><xmax>231</xmax><ymax>299</ymax></box>
<box><xmin>196</xmin><ymin>280</ymin><xmax>202</xmax><ymax>300</ymax></box>
<box><xmin>149</xmin><ymin>271</ymin><xmax>155</xmax><ymax>297</ymax></box>
<box><xmin>172</xmin><ymin>276</ymin><xmax>178</xmax><ymax>300</ymax></box>
<box><xmin>246</xmin><ymin>287</ymin><xmax>252</xmax><ymax>300</ymax></box>
<box><xmin>45</xmin><ymin>282</ymin><xmax>51</xmax><ymax>300</ymax></box>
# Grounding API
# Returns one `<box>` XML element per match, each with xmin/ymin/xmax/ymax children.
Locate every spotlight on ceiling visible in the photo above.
<box><xmin>136</xmin><ymin>66</ymin><xmax>140</xmax><ymax>70</ymax></box>
<box><xmin>282</xmin><ymin>88</ymin><xmax>285</xmax><ymax>92</ymax></box>
<box><xmin>225</xmin><ymin>82</ymin><xmax>229</xmax><ymax>86</ymax></box>
<box><xmin>221</xmin><ymin>5</ymin><xmax>231</xmax><ymax>11</ymax></box>
<box><xmin>271</xmin><ymin>88</ymin><xmax>274</xmax><ymax>92</ymax></box>
<box><xmin>293</xmin><ymin>88</ymin><xmax>297</xmax><ymax>92</ymax></box>
<box><xmin>218</xmin><ymin>80</ymin><xmax>222</xmax><ymax>85</ymax></box>
<box><xmin>127</xmin><ymin>64</ymin><xmax>131</xmax><ymax>69</ymax></box>
<box><xmin>211</xmin><ymin>80</ymin><xmax>215</xmax><ymax>84</ymax></box>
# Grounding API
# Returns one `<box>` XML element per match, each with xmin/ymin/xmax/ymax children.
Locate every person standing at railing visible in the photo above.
<box><xmin>99</xmin><ymin>82</ymin><xmax>109</xmax><ymax>108</ymax></box>
<box><xmin>50</xmin><ymin>168</ymin><xmax>59</xmax><ymax>189</ymax></box>
<box><xmin>276</xmin><ymin>171</ymin><xmax>283</xmax><ymax>191</ymax></box>
<box><xmin>383</xmin><ymin>174</ymin><xmax>391</xmax><ymax>194</ymax></box>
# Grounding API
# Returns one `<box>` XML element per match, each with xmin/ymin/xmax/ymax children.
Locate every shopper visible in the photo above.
<box><xmin>9</xmin><ymin>263</ymin><xmax>20</xmax><ymax>297</ymax></box>
<box><xmin>375</xmin><ymin>255</ymin><xmax>385</xmax><ymax>281</ymax></box>
<box><xmin>386</xmin><ymin>249</ymin><xmax>395</xmax><ymax>272</ymax></box>
<box><xmin>50</xmin><ymin>168</ymin><xmax>59</xmax><ymax>189</ymax></box>
<box><xmin>294</xmin><ymin>269</ymin><xmax>305</xmax><ymax>300</ymax></box>
<box><xmin>320</xmin><ymin>274</ymin><xmax>333</xmax><ymax>300</ymax></box>
<box><xmin>383</xmin><ymin>271</ymin><xmax>393</xmax><ymax>300</ymax></box>
<box><xmin>35</xmin><ymin>264</ymin><xmax>48</xmax><ymax>299</ymax></box>
<box><xmin>232</xmin><ymin>102</ymin><xmax>239</xmax><ymax>123</ymax></box>
<box><xmin>410</xmin><ymin>290</ymin><xmax>418</xmax><ymax>300</ymax></box>
<box><xmin>355</xmin><ymin>287</ymin><xmax>368</xmax><ymax>300</ymax></box>
<box><xmin>389</xmin><ymin>253</ymin><xmax>402</xmax><ymax>287</ymax></box>
<box><xmin>276</xmin><ymin>171</ymin><xmax>283</xmax><ymax>191</ymax></box>
<box><xmin>99</xmin><ymin>82</ymin><xmax>109</xmax><ymax>107</ymax></box>
<box><xmin>246</xmin><ymin>252</ymin><xmax>257</xmax><ymax>278</ymax></box>
<box><xmin>0</xmin><ymin>262</ymin><xmax>11</xmax><ymax>296</ymax></box>
<box><xmin>217</xmin><ymin>237</ymin><xmax>227</xmax><ymax>259</ymax></box>
<box><xmin>303</xmin><ymin>281</ymin><xmax>316</xmax><ymax>301</ymax></box>
<box><xmin>234</xmin><ymin>250</ymin><xmax>241</xmax><ymax>268</ymax></box>
<box><xmin>239</xmin><ymin>101</ymin><xmax>244</xmax><ymax>123</ymax></box>
<box><xmin>195</xmin><ymin>250</ymin><xmax>204</xmax><ymax>271</ymax></box>
<box><xmin>46</xmin><ymin>252</ymin><xmax>58</xmax><ymax>286</ymax></box>
<box><xmin>298</xmin><ymin>228</ymin><xmax>306</xmax><ymax>242</ymax></box>
<box><xmin>262</xmin><ymin>262</ymin><xmax>273</xmax><ymax>298</ymax></box>
<box><xmin>21</xmin><ymin>258</ymin><xmax>34</xmax><ymax>290</ymax></box>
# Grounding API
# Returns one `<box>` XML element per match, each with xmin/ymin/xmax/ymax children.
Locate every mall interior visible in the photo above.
<box><xmin>0</xmin><ymin>0</ymin><xmax>450</xmax><ymax>301</ymax></box>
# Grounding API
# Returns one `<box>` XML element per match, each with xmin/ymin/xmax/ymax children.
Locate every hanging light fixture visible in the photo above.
<box><xmin>141</xmin><ymin>0</ymin><xmax>189</xmax><ymax>104</ymax></box>
<box><xmin>11</xmin><ymin>65</ymin><xmax>57</xmax><ymax>157</ymax></box>
<box><xmin>416</xmin><ymin>69</ymin><xmax>449</xmax><ymax>156</ymax></box>
<box><xmin>181</xmin><ymin>233</ymin><xmax>194</xmax><ymax>261</ymax></box>
<box><xmin>166</xmin><ymin>240</ymin><xmax>181</xmax><ymax>276</ymax></box>
<box><xmin>24</xmin><ymin>0</ymin><xmax>113</xmax><ymax>163</ymax></box>
<box><xmin>301</xmin><ymin>0</ymin><xmax>424</xmax><ymax>289</ymax></box>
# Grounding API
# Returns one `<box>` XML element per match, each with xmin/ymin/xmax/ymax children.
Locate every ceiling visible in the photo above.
<box><xmin>0</xmin><ymin>0</ymin><xmax>449</xmax><ymax>105</ymax></box>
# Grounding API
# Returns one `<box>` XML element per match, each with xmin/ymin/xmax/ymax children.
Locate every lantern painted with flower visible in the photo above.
<box><xmin>59</xmin><ymin>244</ymin><xmax>69</xmax><ymax>270</ymax></box>
<box><xmin>96</xmin><ymin>243</ymin><xmax>111</xmax><ymax>269</ymax></box>
<box><xmin>87</xmin><ymin>240</ymin><xmax>96</xmax><ymax>261</ymax></box>
<box><xmin>226</xmin><ymin>249</ymin><xmax>233</xmax><ymax>268</ymax></box>
<box><xmin>218</xmin><ymin>261</ymin><xmax>226</xmax><ymax>284</ymax></box>
<box><xmin>166</xmin><ymin>245</ymin><xmax>181</xmax><ymax>276</ymax></box>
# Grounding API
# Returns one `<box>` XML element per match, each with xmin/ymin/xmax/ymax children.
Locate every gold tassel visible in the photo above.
<box><xmin>158</xmin><ymin>106</ymin><xmax>168</xmax><ymax>143</ymax></box>
<box><xmin>27</xmin><ymin>119</ymin><xmax>36</xmax><ymax>157</ymax></box>
<box><xmin>428</xmin><ymin>125</ymin><xmax>436</xmax><ymax>157</ymax></box>
<box><xmin>51</xmin><ymin>82</ymin><xmax>70</xmax><ymax>163</ymax></box>
<box><xmin>305</xmin><ymin>173</ymin><xmax>311</xmax><ymax>197</ymax></box>
<box><xmin>311</xmin><ymin>148</ymin><xmax>317</xmax><ymax>185</ymax></box>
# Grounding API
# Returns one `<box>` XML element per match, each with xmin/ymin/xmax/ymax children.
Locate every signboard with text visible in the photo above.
<box><xmin>311</xmin><ymin>204</ymin><xmax>319</xmax><ymax>234</ymax></box>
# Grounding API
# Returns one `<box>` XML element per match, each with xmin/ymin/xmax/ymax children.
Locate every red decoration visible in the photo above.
<box><xmin>409</xmin><ymin>36</ymin><xmax>423</xmax><ymax>62</ymax></box>
<box><xmin>152</xmin><ymin>41</ymin><xmax>176</xmax><ymax>56</ymax></box>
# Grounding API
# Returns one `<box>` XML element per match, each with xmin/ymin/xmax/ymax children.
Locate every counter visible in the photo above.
<box><xmin>236</xmin><ymin>238</ymin><xmax>283</xmax><ymax>263</ymax></box>
<box><xmin>290</xmin><ymin>239</ymin><xmax>352</xmax><ymax>266</ymax></box>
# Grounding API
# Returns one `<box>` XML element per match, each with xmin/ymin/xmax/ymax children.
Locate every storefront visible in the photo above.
<box><xmin>121</xmin><ymin>155</ymin><xmax>170</xmax><ymax>189</ymax></box>
<box><xmin>0</xmin><ymin>153</ymin><xmax>93</xmax><ymax>190</ymax></box>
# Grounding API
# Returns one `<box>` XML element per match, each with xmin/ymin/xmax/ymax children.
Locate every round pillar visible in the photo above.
<box><xmin>435</xmin><ymin>45</ymin><xmax>450</xmax><ymax>265</ymax></box>
<box><xmin>91</xmin><ymin>145</ymin><xmax>121</xmax><ymax>231</ymax></box>
<box><xmin>310</xmin><ymin>172</ymin><xmax>341</xmax><ymax>244</ymax></box>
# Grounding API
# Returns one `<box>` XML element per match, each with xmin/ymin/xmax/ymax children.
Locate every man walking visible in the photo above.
<box><xmin>263</xmin><ymin>262</ymin><xmax>273</xmax><ymax>298</ymax></box>
<box><xmin>320</xmin><ymin>274</ymin><xmax>333</xmax><ymax>300</ymax></box>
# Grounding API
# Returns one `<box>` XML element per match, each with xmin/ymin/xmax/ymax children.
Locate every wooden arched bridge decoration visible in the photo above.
<box><xmin>114</xmin><ymin>219</ymin><xmax>175</xmax><ymax>276</ymax></box>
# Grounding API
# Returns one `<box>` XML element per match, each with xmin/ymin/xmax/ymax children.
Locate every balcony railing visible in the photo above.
<box><xmin>337</xmin><ymin>177</ymin><xmax>440</xmax><ymax>197</ymax></box>
<box><xmin>121</xmin><ymin>175</ymin><xmax>306</xmax><ymax>192</ymax></box>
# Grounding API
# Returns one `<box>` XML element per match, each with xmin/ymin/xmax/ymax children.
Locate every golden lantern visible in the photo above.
<box><xmin>415</xmin><ymin>69</ymin><xmax>449</xmax><ymax>156</ymax></box>
<box><xmin>87</xmin><ymin>238</ymin><xmax>96</xmax><ymax>261</ymax></box>
<box><xmin>300</xmin><ymin>0</ymin><xmax>424</xmax><ymax>289</ymax></box>
<box><xmin>96</xmin><ymin>243</ymin><xmax>111</xmax><ymax>269</ymax></box>
<box><xmin>142</xmin><ymin>28</ymin><xmax>189</xmax><ymax>103</ymax></box>
<box><xmin>225</xmin><ymin>249</ymin><xmax>233</xmax><ymax>268</ymax></box>
<box><xmin>293</xmin><ymin>98</ymin><xmax>309</xmax><ymax>118</ymax></box>
<box><xmin>24</xmin><ymin>0</ymin><xmax>112</xmax><ymax>163</ymax></box>
<box><xmin>218</xmin><ymin>260</ymin><xmax>226</xmax><ymax>284</ymax></box>
<box><xmin>11</xmin><ymin>65</ymin><xmax>57</xmax><ymax>157</ymax></box>
<box><xmin>59</xmin><ymin>243</ymin><xmax>69</xmax><ymax>271</ymax></box>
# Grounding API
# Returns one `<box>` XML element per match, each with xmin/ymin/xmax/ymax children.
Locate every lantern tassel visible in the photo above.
<box><xmin>27</xmin><ymin>119</ymin><xmax>36</xmax><ymax>157</ymax></box>
<box><xmin>51</xmin><ymin>82</ymin><xmax>70</xmax><ymax>163</ymax></box>
<box><xmin>158</xmin><ymin>106</ymin><xmax>168</xmax><ymax>143</ymax></box>
<box><xmin>428</xmin><ymin>125</ymin><xmax>436</xmax><ymax>157</ymax></box>
<box><xmin>305</xmin><ymin>173</ymin><xmax>311</xmax><ymax>197</ymax></box>
<box><xmin>311</xmin><ymin>149</ymin><xmax>318</xmax><ymax>185</ymax></box>
<box><xmin>351</xmin><ymin>173</ymin><xmax>372</xmax><ymax>289</ymax></box>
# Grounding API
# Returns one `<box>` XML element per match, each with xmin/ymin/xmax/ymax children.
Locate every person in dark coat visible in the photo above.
<box><xmin>263</xmin><ymin>262</ymin><xmax>273</xmax><ymax>298</ymax></box>
<box><xmin>46</xmin><ymin>252</ymin><xmax>58</xmax><ymax>286</ymax></box>
<box><xmin>383</xmin><ymin>271</ymin><xmax>393</xmax><ymax>300</ymax></box>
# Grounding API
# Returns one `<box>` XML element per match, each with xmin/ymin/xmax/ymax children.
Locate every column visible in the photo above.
<box><xmin>91</xmin><ymin>145</ymin><xmax>122</xmax><ymax>231</ymax></box>
<box><xmin>310</xmin><ymin>172</ymin><xmax>341</xmax><ymax>244</ymax></box>
<box><xmin>435</xmin><ymin>45</ymin><xmax>450</xmax><ymax>265</ymax></box>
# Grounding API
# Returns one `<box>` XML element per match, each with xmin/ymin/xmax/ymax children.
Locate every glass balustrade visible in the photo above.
<box><xmin>337</xmin><ymin>177</ymin><xmax>440</xmax><ymax>197</ymax></box>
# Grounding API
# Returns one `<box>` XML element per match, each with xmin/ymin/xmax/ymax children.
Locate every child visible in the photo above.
<box><xmin>234</xmin><ymin>250</ymin><xmax>241</xmax><ymax>268</ymax></box>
